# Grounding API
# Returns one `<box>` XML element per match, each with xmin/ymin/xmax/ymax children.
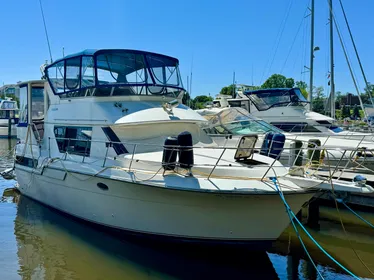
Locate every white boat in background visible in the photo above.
<box><xmin>196</xmin><ymin>106</ymin><xmax>374</xmax><ymax>173</ymax></box>
<box><xmin>211</xmin><ymin>88</ymin><xmax>374</xmax><ymax>141</ymax></box>
<box><xmin>14</xmin><ymin>49</ymin><xmax>373</xmax><ymax>248</ymax></box>
<box><xmin>0</xmin><ymin>98</ymin><xmax>18</xmax><ymax>138</ymax></box>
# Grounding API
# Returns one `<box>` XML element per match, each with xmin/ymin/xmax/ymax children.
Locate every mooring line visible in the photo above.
<box><xmin>270</xmin><ymin>177</ymin><xmax>359</xmax><ymax>279</ymax></box>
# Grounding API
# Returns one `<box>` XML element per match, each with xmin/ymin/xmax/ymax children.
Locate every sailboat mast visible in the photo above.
<box><xmin>308</xmin><ymin>0</ymin><xmax>315</xmax><ymax>110</ymax></box>
<box><xmin>329</xmin><ymin>0</ymin><xmax>335</xmax><ymax>119</ymax></box>
<box><xmin>232</xmin><ymin>71</ymin><xmax>236</xmax><ymax>98</ymax></box>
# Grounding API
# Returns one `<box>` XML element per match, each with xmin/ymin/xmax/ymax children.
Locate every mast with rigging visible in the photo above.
<box><xmin>329</xmin><ymin>0</ymin><xmax>335</xmax><ymax>119</ymax></box>
<box><xmin>308</xmin><ymin>0</ymin><xmax>315</xmax><ymax>111</ymax></box>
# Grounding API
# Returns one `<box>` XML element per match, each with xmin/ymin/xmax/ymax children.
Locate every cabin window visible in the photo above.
<box><xmin>81</xmin><ymin>56</ymin><xmax>95</xmax><ymax>88</ymax></box>
<box><xmin>228</xmin><ymin>101</ymin><xmax>242</xmax><ymax>108</ymax></box>
<box><xmin>54</xmin><ymin>126</ymin><xmax>92</xmax><ymax>157</ymax></box>
<box><xmin>0</xmin><ymin>111</ymin><xmax>9</xmax><ymax>119</ymax></box>
<box><xmin>65</xmin><ymin>57</ymin><xmax>81</xmax><ymax>91</ymax></box>
<box><xmin>31</xmin><ymin>87</ymin><xmax>44</xmax><ymax>120</ymax></box>
<box><xmin>271</xmin><ymin>122</ymin><xmax>320</xmax><ymax>133</ymax></box>
<box><xmin>47</xmin><ymin>61</ymin><xmax>65</xmax><ymax>93</ymax></box>
<box><xmin>16</xmin><ymin>156</ymin><xmax>38</xmax><ymax>168</ymax></box>
<box><xmin>1</xmin><ymin>102</ymin><xmax>16</xmax><ymax>109</ymax></box>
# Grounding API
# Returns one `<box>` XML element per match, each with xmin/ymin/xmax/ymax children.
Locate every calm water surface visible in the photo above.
<box><xmin>1</xmin><ymin>139</ymin><xmax>374</xmax><ymax>280</ymax></box>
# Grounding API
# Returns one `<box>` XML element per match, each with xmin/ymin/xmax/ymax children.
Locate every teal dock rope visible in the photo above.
<box><xmin>338</xmin><ymin>198</ymin><xmax>374</xmax><ymax>229</ymax></box>
<box><xmin>270</xmin><ymin>177</ymin><xmax>359</xmax><ymax>280</ymax></box>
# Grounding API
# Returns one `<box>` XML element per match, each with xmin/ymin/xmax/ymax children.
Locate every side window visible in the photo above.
<box><xmin>81</xmin><ymin>56</ymin><xmax>95</xmax><ymax>88</ymax></box>
<box><xmin>65</xmin><ymin>57</ymin><xmax>81</xmax><ymax>91</ymax></box>
<box><xmin>47</xmin><ymin>61</ymin><xmax>65</xmax><ymax>93</ymax></box>
<box><xmin>54</xmin><ymin>126</ymin><xmax>92</xmax><ymax>157</ymax></box>
<box><xmin>19</xmin><ymin>86</ymin><xmax>28</xmax><ymax>125</ymax></box>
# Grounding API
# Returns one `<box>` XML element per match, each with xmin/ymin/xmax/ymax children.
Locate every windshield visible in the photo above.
<box><xmin>247</xmin><ymin>88</ymin><xmax>308</xmax><ymax>111</ymax></box>
<box><xmin>224</xmin><ymin>120</ymin><xmax>282</xmax><ymax>135</ymax></box>
<box><xmin>201</xmin><ymin>107</ymin><xmax>284</xmax><ymax>135</ymax></box>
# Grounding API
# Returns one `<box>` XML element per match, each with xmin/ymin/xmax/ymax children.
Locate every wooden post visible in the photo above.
<box><xmin>296</xmin><ymin>209</ymin><xmax>303</xmax><ymax>222</ymax></box>
<box><xmin>287</xmin><ymin>255</ymin><xmax>300</xmax><ymax>279</ymax></box>
<box><xmin>7</xmin><ymin>118</ymin><xmax>11</xmax><ymax>139</ymax></box>
<box><xmin>307</xmin><ymin>200</ymin><xmax>320</xmax><ymax>230</ymax></box>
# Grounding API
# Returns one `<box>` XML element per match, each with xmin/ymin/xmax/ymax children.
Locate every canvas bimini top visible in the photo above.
<box><xmin>45</xmin><ymin>49</ymin><xmax>185</xmax><ymax>99</ymax></box>
<box><xmin>245</xmin><ymin>88</ymin><xmax>308</xmax><ymax>111</ymax></box>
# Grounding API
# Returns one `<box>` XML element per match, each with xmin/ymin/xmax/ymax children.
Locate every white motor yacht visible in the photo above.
<box><xmin>14</xmin><ymin>49</ymin><xmax>373</xmax><ymax>247</ymax></box>
<box><xmin>197</xmin><ymin>106</ymin><xmax>374</xmax><ymax>173</ymax></box>
<box><xmin>212</xmin><ymin>88</ymin><xmax>374</xmax><ymax>141</ymax></box>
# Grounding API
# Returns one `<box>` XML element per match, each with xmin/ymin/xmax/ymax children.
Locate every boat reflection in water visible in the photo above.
<box><xmin>14</xmin><ymin>195</ymin><xmax>279</xmax><ymax>280</ymax></box>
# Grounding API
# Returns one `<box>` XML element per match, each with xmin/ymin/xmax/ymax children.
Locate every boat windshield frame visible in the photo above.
<box><xmin>202</xmin><ymin>107</ymin><xmax>284</xmax><ymax>135</ymax></box>
<box><xmin>45</xmin><ymin>49</ymin><xmax>185</xmax><ymax>98</ymax></box>
<box><xmin>245</xmin><ymin>88</ymin><xmax>309</xmax><ymax>111</ymax></box>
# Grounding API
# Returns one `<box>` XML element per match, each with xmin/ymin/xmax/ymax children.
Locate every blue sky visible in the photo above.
<box><xmin>0</xmin><ymin>0</ymin><xmax>373</xmax><ymax>97</ymax></box>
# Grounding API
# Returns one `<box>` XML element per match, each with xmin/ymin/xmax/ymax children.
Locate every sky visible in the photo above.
<box><xmin>0</xmin><ymin>0</ymin><xmax>373</xmax><ymax>98</ymax></box>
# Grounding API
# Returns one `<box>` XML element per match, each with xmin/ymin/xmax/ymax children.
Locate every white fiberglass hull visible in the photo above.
<box><xmin>15</xmin><ymin>166</ymin><xmax>314</xmax><ymax>246</ymax></box>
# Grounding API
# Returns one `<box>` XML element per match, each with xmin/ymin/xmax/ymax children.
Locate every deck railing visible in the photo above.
<box><xmin>36</xmin><ymin>135</ymin><xmax>374</xmax><ymax>182</ymax></box>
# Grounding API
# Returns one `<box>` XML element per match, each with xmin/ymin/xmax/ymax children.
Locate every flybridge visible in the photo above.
<box><xmin>44</xmin><ymin>49</ymin><xmax>185</xmax><ymax>99</ymax></box>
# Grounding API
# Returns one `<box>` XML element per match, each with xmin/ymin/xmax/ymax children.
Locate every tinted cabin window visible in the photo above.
<box><xmin>54</xmin><ymin>126</ymin><xmax>92</xmax><ymax>156</ymax></box>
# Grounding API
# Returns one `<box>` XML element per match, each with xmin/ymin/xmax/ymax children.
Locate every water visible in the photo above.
<box><xmin>1</xmin><ymin>139</ymin><xmax>374</xmax><ymax>279</ymax></box>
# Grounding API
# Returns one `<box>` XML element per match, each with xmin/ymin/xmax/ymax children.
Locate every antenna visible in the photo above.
<box><xmin>251</xmin><ymin>64</ymin><xmax>254</xmax><ymax>86</ymax></box>
<box><xmin>38</xmin><ymin>0</ymin><xmax>53</xmax><ymax>63</ymax></box>
<box><xmin>63</xmin><ymin>46</ymin><xmax>65</xmax><ymax>57</ymax></box>
<box><xmin>189</xmin><ymin>54</ymin><xmax>193</xmax><ymax>98</ymax></box>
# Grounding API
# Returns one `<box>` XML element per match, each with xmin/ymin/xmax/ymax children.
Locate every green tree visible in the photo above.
<box><xmin>295</xmin><ymin>81</ymin><xmax>307</xmax><ymax>89</ymax></box>
<box><xmin>220</xmin><ymin>84</ymin><xmax>236</xmax><ymax>96</ymax></box>
<box><xmin>193</xmin><ymin>95</ymin><xmax>213</xmax><ymax>109</ymax></box>
<box><xmin>295</xmin><ymin>81</ymin><xmax>308</xmax><ymax>99</ymax></box>
<box><xmin>261</xmin><ymin>74</ymin><xmax>295</xmax><ymax>89</ymax></box>
<box><xmin>353</xmin><ymin>104</ymin><xmax>360</xmax><ymax>119</ymax></box>
<box><xmin>361</xmin><ymin>83</ymin><xmax>374</xmax><ymax>104</ymax></box>
<box><xmin>194</xmin><ymin>95</ymin><xmax>213</xmax><ymax>104</ymax></box>
<box><xmin>182</xmin><ymin>92</ymin><xmax>191</xmax><ymax>105</ymax></box>
<box><xmin>341</xmin><ymin>104</ymin><xmax>350</xmax><ymax>118</ymax></box>
<box><xmin>312</xmin><ymin>86</ymin><xmax>325</xmax><ymax>114</ymax></box>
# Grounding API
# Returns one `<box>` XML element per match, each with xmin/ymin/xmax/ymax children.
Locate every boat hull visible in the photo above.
<box><xmin>15</xmin><ymin>166</ymin><xmax>314</xmax><ymax>247</ymax></box>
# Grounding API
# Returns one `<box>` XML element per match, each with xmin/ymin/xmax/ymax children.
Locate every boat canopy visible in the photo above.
<box><xmin>245</xmin><ymin>88</ymin><xmax>308</xmax><ymax>111</ymax></box>
<box><xmin>45</xmin><ymin>49</ymin><xmax>184</xmax><ymax>98</ymax></box>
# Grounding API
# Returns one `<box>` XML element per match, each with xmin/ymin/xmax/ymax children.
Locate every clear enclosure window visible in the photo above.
<box><xmin>81</xmin><ymin>56</ymin><xmax>95</xmax><ymax>87</ymax></box>
<box><xmin>47</xmin><ymin>61</ymin><xmax>65</xmax><ymax>93</ymax></box>
<box><xmin>46</xmin><ymin>51</ymin><xmax>184</xmax><ymax>98</ymax></box>
<box><xmin>65</xmin><ymin>57</ymin><xmax>81</xmax><ymax>91</ymax></box>
<box><xmin>96</xmin><ymin>52</ymin><xmax>147</xmax><ymax>85</ymax></box>
<box><xmin>146</xmin><ymin>54</ymin><xmax>180</xmax><ymax>86</ymax></box>
<box><xmin>31</xmin><ymin>87</ymin><xmax>44</xmax><ymax>120</ymax></box>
